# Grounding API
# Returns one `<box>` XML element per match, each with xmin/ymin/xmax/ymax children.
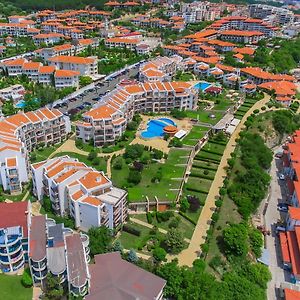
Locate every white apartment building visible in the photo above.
<box><xmin>48</xmin><ymin>55</ymin><xmax>98</xmax><ymax>76</ymax></box>
<box><xmin>29</xmin><ymin>215</ymin><xmax>90</xmax><ymax>297</ymax></box>
<box><xmin>76</xmin><ymin>81</ymin><xmax>198</xmax><ymax>146</ymax></box>
<box><xmin>0</xmin><ymin>108</ymin><xmax>70</xmax><ymax>194</ymax></box>
<box><xmin>0</xmin><ymin>23</ymin><xmax>40</xmax><ymax>37</ymax></box>
<box><xmin>0</xmin><ymin>84</ymin><xmax>25</xmax><ymax>102</ymax></box>
<box><xmin>31</xmin><ymin>156</ymin><xmax>128</xmax><ymax>231</ymax></box>
<box><xmin>33</xmin><ymin>33</ymin><xmax>65</xmax><ymax>46</ymax></box>
<box><xmin>54</xmin><ymin>70</ymin><xmax>80</xmax><ymax>89</ymax></box>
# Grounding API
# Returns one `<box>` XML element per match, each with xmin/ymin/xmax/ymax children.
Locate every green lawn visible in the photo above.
<box><xmin>132</xmin><ymin>212</ymin><xmax>196</xmax><ymax>239</ymax></box>
<box><xmin>53</xmin><ymin>151</ymin><xmax>107</xmax><ymax>173</ymax></box>
<box><xmin>192</xmin><ymin>160</ymin><xmax>219</xmax><ymax>170</ymax></box>
<box><xmin>185</xmin><ymin>177</ymin><xmax>213</xmax><ymax>193</ymax></box>
<box><xmin>182</xmin><ymin>126</ymin><xmax>209</xmax><ymax>146</ymax></box>
<box><xmin>0</xmin><ymin>274</ymin><xmax>32</xmax><ymax>300</ymax></box>
<box><xmin>185</xmin><ymin>110</ymin><xmax>223</xmax><ymax>125</ymax></box>
<box><xmin>205</xmin><ymin>194</ymin><xmax>242</xmax><ymax>271</ymax></box>
<box><xmin>202</xmin><ymin>142</ymin><xmax>226</xmax><ymax>155</ymax></box>
<box><xmin>195</xmin><ymin>151</ymin><xmax>222</xmax><ymax>162</ymax></box>
<box><xmin>190</xmin><ymin>167</ymin><xmax>216</xmax><ymax>179</ymax></box>
<box><xmin>213</xmin><ymin>99</ymin><xmax>233</xmax><ymax>111</ymax></box>
<box><xmin>30</xmin><ymin>143</ymin><xmax>63</xmax><ymax>162</ymax></box>
<box><xmin>111</xmin><ymin>149</ymin><xmax>190</xmax><ymax>202</ymax></box>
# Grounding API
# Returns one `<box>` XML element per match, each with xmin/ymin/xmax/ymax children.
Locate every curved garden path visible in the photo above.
<box><xmin>175</xmin><ymin>94</ymin><xmax>271</xmax><ymax>267</ymax></box>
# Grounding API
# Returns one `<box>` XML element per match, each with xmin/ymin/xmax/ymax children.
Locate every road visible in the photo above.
<box><xmin>264</xmin><ymin>153</ymin><xmax>290</xmax><ymax>300</ymax></box>
<box><xmin>176</xmin><ymin>94</ymin><xmax>270</xmax><ymax>267</ymax></box>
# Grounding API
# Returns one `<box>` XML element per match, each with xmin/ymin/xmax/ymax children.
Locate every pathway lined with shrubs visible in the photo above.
<box><xmin>176</xmin><ymin>93</ymin><xmax>270</xmax><ymax>266</ymax></box>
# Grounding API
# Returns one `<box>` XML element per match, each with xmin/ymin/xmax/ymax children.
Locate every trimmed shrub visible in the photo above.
<box><xmin>178</xmin><ymin>211</ymin><xmax>197</xmax><ymax>225</ymax></box>
<box><xmin>123</xmin><ymin>225</ymin><xmax>141</xmax><ymax>236</ymax></box>
<box><xmin>21</xmin><ymin>268</ymin><xmax>33</xmax><ymax>288</ymax></box>
<box><xmin>146</xmin><ymin>212</ymin><xmax>153</xmax><ymax>224</ymax></box>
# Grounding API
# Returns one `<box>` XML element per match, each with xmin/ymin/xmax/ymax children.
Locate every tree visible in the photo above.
<box><xmin>113</xmin><ymin>240</ymin><xmax>123</xmax><ymax>253</ymax></box>
<box><xmin>88</xmin><ymin>226</ymin><xmax>113</xmax><ymax>257</ymax></box>
<box><xmin>127</xmin><ymin>249</ymin><xmax>138</xmax><ymax>263</ymax></box>
<box><xmin>164</xmin><ymin>229</ymin><xmax>184</xmax><ymax>254</ymax></box>
<box><xmin>133</xmin><ymin>161</ymin><xmax>144</xmax><ymax>172</ymax></box>
<box><xmin>170</xmin><ymin>109</ymin><xmax>187</xmax><ymax>119</ymax></box>
<box><xmin>124</xmin><ymin>144</ymin><xmax>144</xmax><ymax>160</ymax></box>
<box><xmin>21</xmin><ymin>268</ymin><xmax>33</xmax><ymax>287</ymax></box>
<box><xmin>153</xmin><ymin>247</ymin><xmax>167</xmax><ymax>262</ymax></box>
<box><xmin>223</xmin><ymin>223</ymin><xmax>248</xmax><ymax>257</ymax></box>
<box><xmin>79</xmin><ymin>76</ymin><xmax>93</xmax><ymax>88</ymax></box>
<box><xmin>113</xmin><ymin>157</ymin><xmax>123</xmax><ymax>170</ymax></box>
<box><xmin>42</xmin><ymin>197</ymin><xmax>52</xmax><ymax>213</ymax></box>
<box><xmin>128</xmin><ymin>170</ymin><xmax>141</xmax><ymax>184</ymax></box>
<box><xmin>41</xmin><ymin>273</ymin><xmax>64</xmax><ymax>300</ymax></box>
<box><xmin>187</xmin><ymin>195</ymin><xmax>200</xmax><ymax>212</ymax></box>
<box><xmin>88</xmin><ymin>151</ymin><xmax>97</xmax><ymax>161</ymax></box>
<box><xmin>180</xmin><ymin>198</ymin><xmax>190</xmax><ymax>212</ymax></box>
<box><xmin>249</xmin><ymin>228</ymin><xmax>263</xmax><ymax>257</ymax></box>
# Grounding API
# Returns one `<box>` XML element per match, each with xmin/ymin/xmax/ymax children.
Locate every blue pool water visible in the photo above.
<box><xmin>194</xmin><ymin>82</ymin><xmax>211</xmax><ymax>91</ymax></box>
<box><xmin>141</xmin><ymin>118</ymin><xmax>177</xmax><ymax>139</ymax></box>
<box><xmin>15</xmin><ymin>100</ymin><xmax>25</xmax><ymax>108</ymax></box>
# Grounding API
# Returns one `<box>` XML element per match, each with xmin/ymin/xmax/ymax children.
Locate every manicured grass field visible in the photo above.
<box><xmin>190</xmin><ymin>167</ymin><xmax>216</xmax><ymax>179</ymax></box>
<box><xmin>185</xmin><ymin>110</ymin><xmax>223</xmax><ymax>125</ymax></box>
<box><xmin>31</xmin><ymin>143</ymin><xmax>63</xmax><ymax>162</ymax></box>
<box><xmin>195</xmin><ymin>151</ymin><xmax>222</xmax><ymax>162</ymax></box>
<box><xmin>201</xmin><ymin>142</ymin><xmax>226</xmax><ymax>155</ymax></box>
<box><xmin>182</xmin><ymin>126</ymin><xmax>209</xmax><ymax>146</ymax></box>
<box><xmin>192</xmin><ymin>160</ymin><xmax>219</xmax><ymax>170</ymax></box>
<box><xmin>0</xmin><ymin>274</ymin><xmax>32</xmax><ymax>300</ymax></box>
<box><xmin>185</xmin><ymin>177</ymin><xmax>213</xmax><ymax>193</ymax></box>
<box><xmin>212</xmin><ymin>99</ymin><xmax>233</xmax><ymax>111</ymax></box>
<box><xmin>53</xmin><ymin>151</ymin><xmax>107</xmax><ymax>173</ymax></box>
<box><xmin>111</xmin><ymin>149</ymin><xmax>190</xmax><ymax>202</ymax></box>
<box><xmin>133</xmin><ymin>213</ymin><xmax>196</xmax><ymax>239</ymax></box>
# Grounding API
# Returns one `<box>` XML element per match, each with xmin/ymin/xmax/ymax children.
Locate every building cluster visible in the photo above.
<box><xmin>0</xmin><ymin>108</ymin><xmax>70</xmax><ymax>194</ymax></box>
<box><xmin>249</xmin><ymin>4</ymin><xmax>295</xmax><ymax>25</ymax></box>
<box><xmin>279</xmin><ymin>131</ymin><xmax>300</xmax><ymax>287</ymax></box>
<box><xmin>2</xmin><ymin>54</ymin><xmax>98</xmax><ymax>89</ymax></box>
<box><xmin>0</xmin><ymin>201</ymin><xmax>165</xmax><ymax>299</ymax></box>
<box><xmin>75</xmin><ymin>80</ymin><xmax>198</xmax><ymax>146</ymax></box>
<box><xmin>31</xmin><ymin>155</ymin><xmax>128</xmax><ymax>231</ymax></box>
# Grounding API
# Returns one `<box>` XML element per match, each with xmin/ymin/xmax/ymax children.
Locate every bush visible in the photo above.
<box><xmin>261</xmin><ymin>106</ymin><xmax>266</xmax><ymax>111</ymax></box>
<box><xmin>113</xmin><ymin>157</ymin><xmax>123</xmax><ymax>170</ymax></box>
<box><xmin>211</xmin><ymin>212</ymin><xmax>219</xmax><ymax>223</ymax></box>
<box><xmin>201</xmin><ymin>243</ymin><xmax>209</xmax><ymax>254</ymax></box>
<box><xmin>123</xmin><ymin>224</ymin><xmax>141</xmax><ymax>236</ymax></box>
<box><xmin>215</xmin><ymin>199</ymin><xmax>223</xmax><ymax>208</ymax></box>
<box><xmin>146</xmin><ymin>212</ymin><xmax>153</xmax><ymax>224</ymax></box>
<box><xmin>92</xmin><ymin>157</ymin><xmax>100</xmax><ymax>166</ymax></box>
<box><xmin>88</xmin><ymin>151</ymin><xmax>97</xmax><ymax>161</ymax></box>
<box><xmin>128</xmin><ymin>170</ymin><xmax>142</xmax><ymax>184</ymax></box>
<box><xmin>153</xmin><ymin>247</ymin><xmax>167</xmax><ymax>262</ymax></box>
<box><xmin>187</xmin><ymin>195</ymin><xmax>201</xmax><ymax>212</ymax></box>
<box><xmin>209</xmin><ymin>255</ymin><xmax>223</xmax><ymax>271</ymax></box>
<box><xmin>21</xmin><ymin>268</ymin><xmax>33</xmax><ymax>288</ymax></box>
<box><xmin>156</xmin><ymin>211</ymin><xmax>174</xmax><ymax>223</ymax></box>
<box><xmin>152</xmin><ymin>149</ymin><xmax>163</xmax><ymax>160</ymax></box>
<box><xmin>133</xmin><ymin>161</ymin><xmax>144</xmax><ymax>172</ymax></box>
<box><xmin>169</xmin><ymin>137</ymin><xmax>183</xmax><ymax>148</ymax></box>
<box><xmin>253</xmin><ymin>109</ymin><xmax>259</xmax><ymax>114</ymax></box>
<box><xmin>168</xmin><ymin>216</ymin><xmax>180</xmax><ymax>229</ymax></box>
<box><xmin>75</xmin><ymin>138</ymin><xmax>83</xmax><ymax>148</ymax></box>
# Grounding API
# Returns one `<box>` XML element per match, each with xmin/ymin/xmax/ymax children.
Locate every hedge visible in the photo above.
<box><xmin>178</xmin><ymin>211</ymin><xmax>197</xmax><ymax>226</ymax></box>
<box><xmin>189</xmin><ymin>173</ymin><xmax>215</xmax><ymax>181</ymax></box>
<box><xmin>192</xmin><ymin>164</ymin><xmax>218</xmax><ymax>171</ymax></box>
<box><xmin>200</xmin><ymin>149</ymin><xmax>223</xmax><ymax>156</ymax></box>
<box><xmin>186</xmin><ymin>187</ymin><xmax>209</xmax><ymax>194</ymax></box>
<box><xmin>123</xmin><ymin>224</ymin><xmax>141</xmax><ymax>236</ymax></box>
<box><xmin>146</xmin><ymin>212</ymin><xmax>153</xmax><ymax>224</ymax></box>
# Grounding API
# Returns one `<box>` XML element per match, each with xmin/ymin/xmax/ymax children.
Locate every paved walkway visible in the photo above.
<box><xmin>123</xmin><ymin>248</ymin><xmax>152</xmax><ymax>260</ymax></box>
<box><xmin>176</xmin><ymin>94</ymin><xmax>271</xmax><ymax>266</ymax></box>
<box><xmin>130</xmin><ymin>217</ymin><xmax>191</xmax><ymax>243</ymax></box>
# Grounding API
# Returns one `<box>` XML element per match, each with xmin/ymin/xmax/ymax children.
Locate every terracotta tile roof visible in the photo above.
<box><xmin>54</xmin><ymin>70</ymin><xmax>80</xmax><ymax>77</ymax></box>
<box><xmin>78</xmin><ymin>171</ymin><xmax>109</xmax><ymax>190</ymax></box>
<box><xmin>39</xmin><ymin>66</ymin><xmax>56</xmax><ymax>74</ymax></box>
<box><xmin>220</xmin><ymin>30</ymin><xmax>264</xmax><ymax>36</ymax></box>
<box><xmin>287</xmin><ymin>229</ymin><xmax>300</xmax><ymax>276</ymax></box>
<box><xmin>184</xmin><ymin>30</ymin><xmax>217</xmax><ymax>40</ymax></box>
<box><xmin>82</xmin><ymin>196</ymin><xmax>102</xmax><ymax>206</ymax></box>
<box><xmin>233</xmin><ymin>47</ymin><xmax>255</xmax><ymax>56</ymax></box>
<box><xmin>285</xmin><ymin>288</ymin><xmax>300</xmax><ymax>300</ymax></box>
<box><xmin>48</xmin><ymin>55</ymin><xmax>96</xmax><ymax>65</ymax></box>
<box><xmin>72</xmin><ymin>189</ymin><xmax>85</xmax><ymax>201</ymax></box>
<box><xmin>85</xmin><ymin>105</ymin><xmax>117</xmax><ymax>120</ymax></box>
<box><xmin>279</xmin><ymin>232</ymin><xmax>291</xmax><ymax>263</ymax></box>
<box><xmin>22</xmin><ymin>62</ymin><xmax>42</xmax><ymax>70</ymax></box>
<box><xmin>106</xmin><ymin>37</ymin><xmax>139</xmax><ymax>44</ymax></box>
<box><xmin>3</xmin><ymin>58</ymin><xmax>26</xmax><ymax>67</ymax></box>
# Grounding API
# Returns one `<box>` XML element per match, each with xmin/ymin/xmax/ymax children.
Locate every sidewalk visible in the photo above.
<box><xmin>176</xmin><ymin>94</ymin><xmax>270</xmax><ymax>266</ymax></box>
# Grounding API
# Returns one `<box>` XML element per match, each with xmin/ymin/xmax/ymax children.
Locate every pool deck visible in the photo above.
<box><xmin>135</xmin><ymin>115</ymin><xmax>193</xmax><ymax>153</ymax></box>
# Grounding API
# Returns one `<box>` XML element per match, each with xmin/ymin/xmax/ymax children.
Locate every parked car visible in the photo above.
<box><xmin>277</xmin><ymin>206</ymin><xmax>288</xmax><ymax>212</ymax></box>
<box><xmin>275</xmin><ymin>152</ymin><xmax>283</xmax><ymax>158</ymax></box>
<box><xmin>277</xmin><ymin>203</ymin><xmax>289</xmax><ymax>209</ymax></box>
<box><xmin>279</xmin><ymin>173</ymin><xmax>285</xmax><ymax>180</ymax></box>
<box><xmin>276</xmin><ymin>226</ymin><xmax>286</xmax><ymax>233</ymax></box>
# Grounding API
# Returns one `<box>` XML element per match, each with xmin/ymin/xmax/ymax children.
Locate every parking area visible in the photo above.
<box><xmin>54</xmin><ymin>65</ymin><xmax>140</xmax><ymax>118</ymax></box>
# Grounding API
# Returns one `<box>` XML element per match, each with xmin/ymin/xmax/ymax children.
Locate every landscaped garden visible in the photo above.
<box><xmin>182</xmin><ymin>125</ymin><xmax>210</xmax><ymax>146</ymax></box>
<box><xmin>0</xmin><ymin>274</ymin><xmax>32</xmax><ymax>300</ymax></box>
<box><xmin>111</xmin><ymin>144</ymin><xmax>190</xmax><ymax>202</ymax></box>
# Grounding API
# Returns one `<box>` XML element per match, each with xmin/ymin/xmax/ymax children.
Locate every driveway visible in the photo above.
<box><xmin>264</xmin><ymin>153</ymin><xmax>290</xmax><ymax>300</ymax></box>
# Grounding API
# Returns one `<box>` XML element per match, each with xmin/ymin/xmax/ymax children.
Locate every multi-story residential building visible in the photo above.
<box><xmin>0</xmin><ymin>84</ymin><xmax>25</xmax><ymax>102</ymax></box>
<box><xmin>33</xmin><ymin>33</ymin><xmax>65</xmax><ymax>46</ymax></box>
<box><xmin>29</xmin><ymin>215</ymin><xmax>90</xmax><ymax>297</ymax></box>
<box><xmin>209</xmin><ymin>16</ymin><xmax>278</xmax><ymax>37</ymax></box>
<box><xmin>0</xmin><ymin>201</ymin><xmax>30</xmax><ymax>274</ymax></box>
<box><xmin>249</xmin><ymin>4</ymin><xmax>294</xmax><ymax>25</ymax></box>
<box><xmin>0</xmin><ymin>108</ymin><xmax>70</xmax><ymax>194</ymax></box>
<box><xmin>54</xmin><ymin>70</ymin><xmax>80</xmax><ymax>89</ymax></box>
<box><xmin>48</xmin><ymin>55</ymin><xmax>98</xmax><ymax>76</ymax></box>
<box><xmin>0</xmin><ymin>23</ymin><xmax>40</xmax><ymax>37</ymax></box>
<box><xmin>219</xmin><ymin>30</ymin><xmax>264</xmax><ymax>44</ymax></box>
<box><xmin>139</xmin><ymin>56</ymin><xmax>180</xmax><ymax>82</ymax></box>
<box><xmin>75</xmin><ymin>81</ymin><xmax>198</xmax><ymax>146</ymax></box>
<box><xmin>87</xmin><ymin>252</ymin><xmax>166</xmax><ymax>300</ymax></box>
<box><xmin>38</xmin><ymin>66</ymin><xmax>56</xmax><ymax>85</ymax></box>
<box><xmin>31</xmin><ymin>155</ymin><xmax>128</xmax><ymax>231</ymax></box>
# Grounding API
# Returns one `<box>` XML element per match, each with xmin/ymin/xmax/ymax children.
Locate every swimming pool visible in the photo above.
<box><xmin>15</xmin><ymin>100</ymin><xmax>25</xmax><ymax>108</ymax></box>
<box><xmin>141</xmin><ymin>118</ymin><xmax>176</xmax><ymax>139</ymax></box>
<box><xmin>194</xmin><ymin>82</ymin><xmax>212</xmax><ymax>92</ymax></box>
